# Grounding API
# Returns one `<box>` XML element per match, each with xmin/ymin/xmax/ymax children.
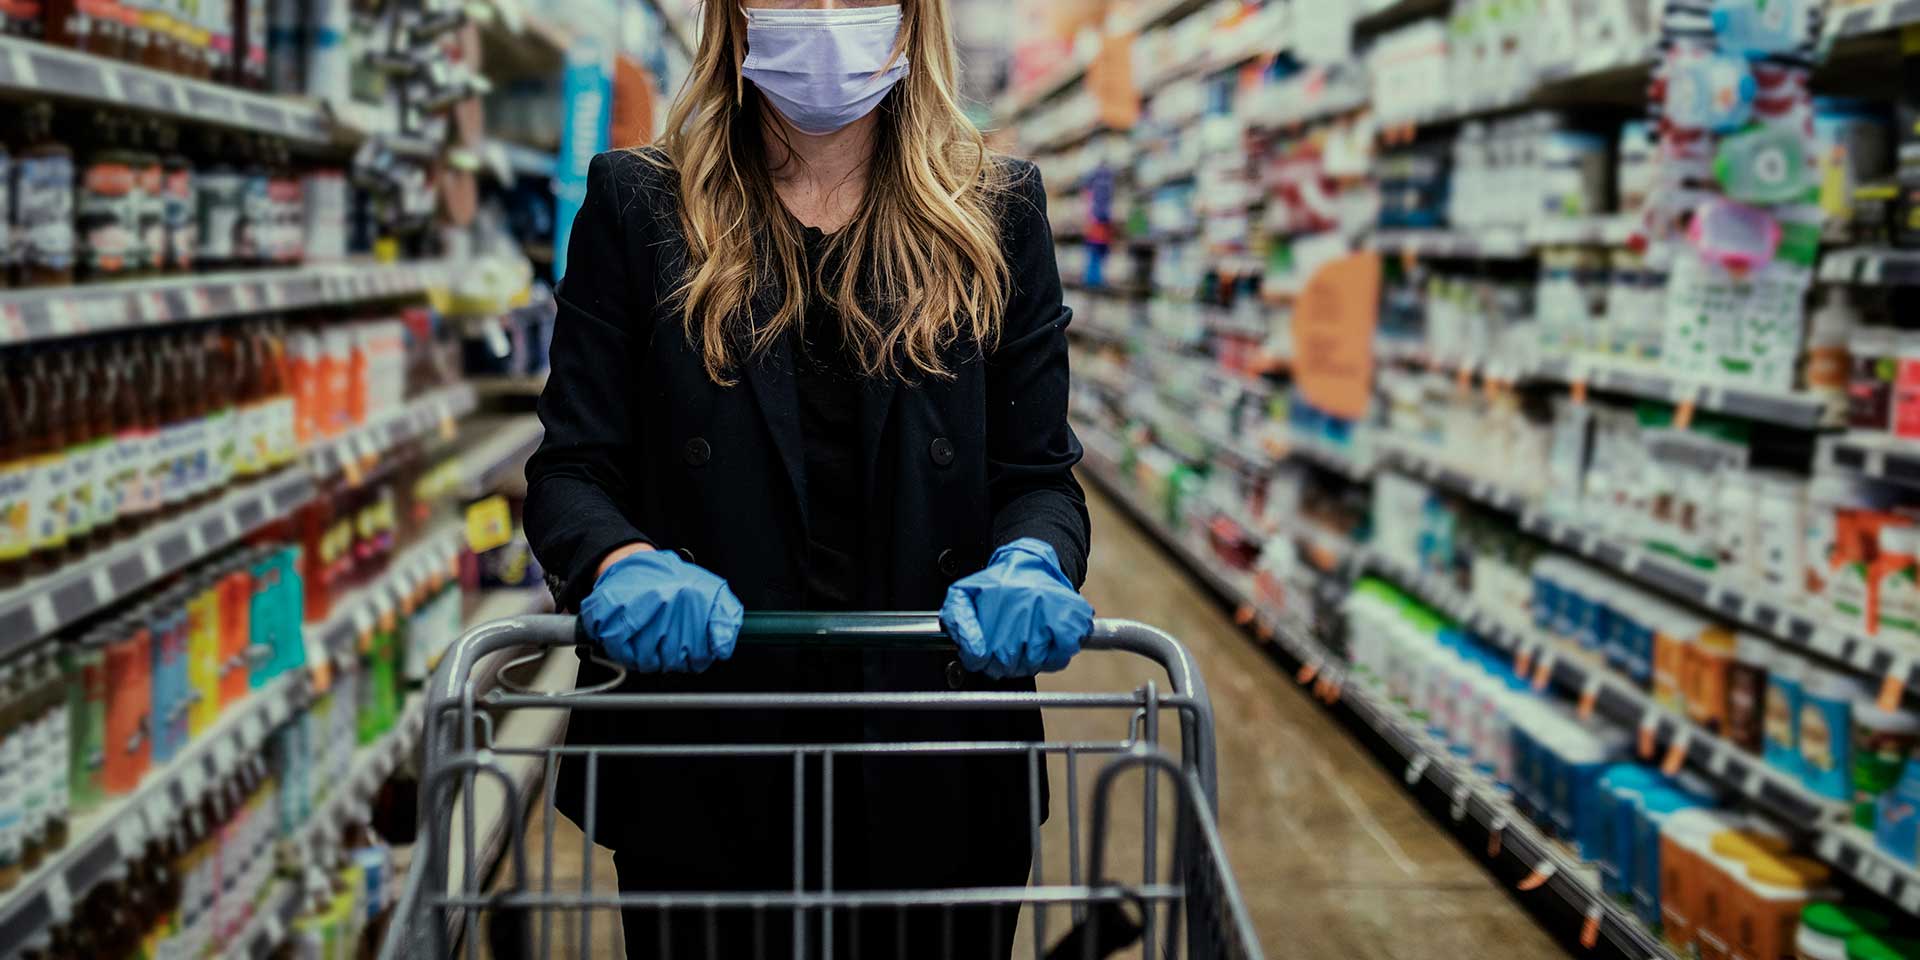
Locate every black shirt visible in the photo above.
<box><xmin>793</xmin><ymin>225</ymin><xmax>866</xmax><ymax>610</ymax></box>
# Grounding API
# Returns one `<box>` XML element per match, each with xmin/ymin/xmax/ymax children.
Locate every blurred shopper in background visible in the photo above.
<box><xmin>523</xmin><ymin>0</ymin><xmax>1093</xmax><ymax>954</ymax></box>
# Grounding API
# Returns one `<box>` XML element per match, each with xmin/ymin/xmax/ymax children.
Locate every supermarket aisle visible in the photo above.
<box><xmin>1060</xmin><ymin>482</ymin><xmax>1563</xmax><ymax>959</ymax></box>
<box><xmin>495</xmin><ymin>482</ymin><xmax>1566</xmax><ymax>960</ymax></box>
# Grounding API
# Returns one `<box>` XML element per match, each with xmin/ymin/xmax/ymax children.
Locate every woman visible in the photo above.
<box><xmin>523</xmin><ymin>0</ymin><xmax>1093</xmax><ymax>954</ymax></box>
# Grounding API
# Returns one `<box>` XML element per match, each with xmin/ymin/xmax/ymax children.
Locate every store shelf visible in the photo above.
<box><xmin>1359</xmin><ymin>545</ymin><xmax>1920</xmax><ymax>917</ymax></box>
<box><xmin>1123</xmin><ymin>0</ymin><xmax>1215</xmax><ymax>32</ymax></box>
<box><xmin>1379</xmin><ymin>440</ymin><xmax>1920</xmax><ymax>702</ymax></box>
<box><xmin>1824</xmin><ymin>0</ymin><xmax>1920</xmax><ymax>41</ymax></box>
<box><xmin>1352</xmin><ymin>0</ymin><xmax>1449</xmax><ymax>34</ymax></box>
<box><xmin>452</xmin><ymin>414</ymin><xmax>545</xmax><ymax>498</ymax></box>
<box><xmin>0</xmin><ymin>669</ymin><xmax>310</xmax><ymax>957</ymax></box>
<box><xmin>306</xmin><ymin>522</ymin><xmax>467</xmax><ymax>672</ymax></box>
<box><xmin>1273</xmin><ymin>431</ymin><xmax>1375</xmax><ymax>483</ymax></box>
<box><xmin>0</xmin><ymin>259</ymin><xmax>462</xmax><ymax>346</ymax></box>
<box><xmin>997</xmin><ymin>48</ymin><xmax>1096</xmax><ymax>123</ymax></box>
<box><xmin>1819</xmin><ymin>246</ymin><xmax>1920</xmax><ymax>286</ymax></box>
<box><xmin>1530</xmin><ymin>357</ymin><xmax>1838</xmax><ymax>431</ymax></box>
<box><xmin>1374</xmin><ymin>227</ymin><xmax>1531</xmax><ymax>259</ymax></box>
<box><xmin>1357</xmin><ymin>548</ymin><xmax>1842</xmax><ymax>826</ymax></box>
<box><xmin>471</xmin><ymin>370</ymin><xmax>550</xmax><ymax>397</ymax></box>
<box><xmin>0</xmin><ymin>467</ymin><xmax>317</xmax><ymax>662</ymax></box>
<box><xmin>307</xmin><ymin>383</ymin><xmax>480</xmax><ymax>484</ymax></box>
<box><xmin>294</xmin><ymin>693</ymin><xmax>427</xmax><ymax>861</ymax></box>
<box><xmin>1381</xmin><ymin>49</ymin><xmax>1653</xmax><ymax>127</ymax></box>
<box><xmin>234</xmin><ymin>879</ymin><xmax>305</xmax><ymax>960</ymax></box>
<box><xmin>1821</xmin><ymin>432</ymin><xmax>1920</xmax><ymax>489</ymax></box>
<box><xmin>0</xmin><ymin>35</ymin><xmax>331</xmax><ymax>142</ymax></box>
<box><xmin>1078</xmin><ymin>454</ymin><xmax>1676</xmax><ymax>958</ymax></box>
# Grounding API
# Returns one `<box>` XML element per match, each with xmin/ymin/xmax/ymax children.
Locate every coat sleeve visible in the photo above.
<box><xmin>524</xmin><ymin>152</ymin><xmax>658</xmax><ymax>610</ymax></box>
<box><xmin>986</xmin><ymin>161</ymin><xmax>1092</xmax><ymax>588</ymax></box>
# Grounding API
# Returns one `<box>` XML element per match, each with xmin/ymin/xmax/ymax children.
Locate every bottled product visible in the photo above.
<box><xmin>77</xmin><ymin>112</ymin><xmax>140</xmax><ymax>280</ymax></box>
<box><xmin>0</xmin><ymin>661</ymin><xmax>23</xmax><ymax>892</ymax></box>
<box><xmin>1851</xmin><ymin>698</ymin><xmax>1920</xmax><ymax>830</ymax></box>
<box><xmin>1848</xmin><ymin>327</ymin><xmax>1899</xmax><ymax>431</ymax></box>
<box><xmin>131</xmin><ymin>121</ymin><xmax>166</xmax><ymax>274</ymax></box>
<box><xmin>64</xmin><ymin>631</ymin><xmax>107</xmax><ymax>817</ymax></box>
<box><xmin>25</xmin><ymin>349</ymin><xmax>70</xmax><ymax>577</ymax></box>
<box><xmin>14</xmin><ymin>104</ymin><xmax>75</xmax><ymax>287</ymax></box>
<box><xmin>1873</xmin><ymin>525</ymin><xmax>1919</xmax><ymax>642</ymax></box>
<box><xmin>194</xmin><ymin>132</ymin><xmax>244</xmax><ymax>272</ymax></box>
<box><xmin>1805</xmin><ymin>290</ymin><xmax>1858</xmax><ymax>411</ymax></box>
<box><xmin>158</xmin><ymin>123</ymin><xmax>195</xmax><ymax>272</ymax></box>
<box><xmin>1726</xmin><ymin>633</ymin><xmax>1770</xmax><ymax>754</ymax></box>
<box><xmin>1763</xmin><ymin>652</ymin><xmax>1806</xmax><ymax>775</ymax></box>
<box><xmin>1798</xmin><ymin>666</ymin><xmax>1871</xmax><ymax>801</ymax></box>
<box><xmin>1797</xmin><ymin>903</ymin><xmax>1891</xmax><ymax>960</ymax></box>
<box><xmin>1878</xmin><ymin>759</ymin><xmax>1920</xmax><ymax>865</ymax></box>
<box><xmin>0</xmin><ymin>354</ymin><xmax>33</xmax><ymax>588</ymax></box>
<box><xmin>0</xmin><ymin>141</ymin><xmax>12</xmax><ymax>289</ymax></box>
<box><xmin>1895</xmin><ymin>333</ymin><xmax>1920</xmax><ymax>439</ymax></box>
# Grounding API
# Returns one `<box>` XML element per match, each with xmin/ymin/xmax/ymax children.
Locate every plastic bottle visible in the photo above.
<box><xmin>137</xmin><ymin>0</ymin><xmax>176</xmax><ymax>73</ymax></box>
<box><xmin>15</xmin><ymin>104</ymin><xmax>76</xmax><ymax>288</ymax></box>
<box><xmin>229</xmin><ymin>0</ymin><xmax>264</xmax><ymax>88</ymax></box>
<box><xmin>129</xmin><ymin>121</ymin><xmax>165</xmax><ymax>276</ymax></box>
<box><xmin>33</xmin><ymin>650</ymin><xmax>68</xmax><ymax>852</ymax></box>
<box><xmin>193</xmin><ymin>130</ymin><xmax>242</xmax><ymax>272</ymax></box>
<box><xmin>1848</xmin><ymin>327</ymin><xmax>1898</xmax><ymax>431</ymax></box>
<box><xmin>79</xmin><ymin>345</ymin><xmax>119</xmax><ymax>542</ymax></box>
<box><xmin>1872</xmin><ymin>524</ymin><xmax>1919</xmax><ymax>643</ymax></box>
<box><xmin>158</xmin><ymin>124</ymin><xmax>194</xmax><ymax>272</ymax></box>
<box><xmin>77</xmin><ymin>112</ymin><xmax>139</xmax><ymax>281</ymax></box>
<box><xmin>1798</xmin><ymin>666</ymin><xmax>1871</xmax><ymax>802</ymax></box>
<box><xmin>1805</xmin><ymin>289</ymin><xmax>1858</xmax><ymax>412</ymax></box>
<box><xmin>0</xmin><ymin>354</ymin><xmax>34</xmax><ymax>588</ymax></box>
<box><xmin>25</xmin><ymin>349</ymin><xmax>70</xmax><ymax>578</ymax></box>
<box><xmin>44</xmin><ymin>0</ymin><xmax>126</xmax><ymax>59</ymax></box>
<box><xmin>58</xmin><ymin>347</ymin><xmax>104</xmax><ymax>556</ymax></box>
<box><xmin>108</xmin><ymin>340</ymin><xmax>152</xmax><ymax>533</ymax></box>
<box><xmin>0</xmin><ymin>662</ymin><xmax>24</xmax><ymax>891</ymax></box>
<box><xmin>1726</xmin><ymin>633</ymin><xmax>1772</xmax><ymax>754</ymax></box>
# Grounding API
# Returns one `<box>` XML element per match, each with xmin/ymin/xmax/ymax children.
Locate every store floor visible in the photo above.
<box><xmin>487</xmin><ymin>482</ymin><xmax>1563</xmax><ymax>959</ymax></box>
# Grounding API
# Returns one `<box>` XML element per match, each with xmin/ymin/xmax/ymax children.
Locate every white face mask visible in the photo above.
<box><xmin>741</xmin><ymin>4</ymin><xmax>909</xmax><ymax>136</ymax></box>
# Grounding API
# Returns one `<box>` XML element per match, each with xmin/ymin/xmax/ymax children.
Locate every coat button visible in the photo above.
<box><xmin>676</xmin><ymin>547</ymin><xmax>696</xmax><ymax>564</ymax></box>
<box><xmin>683</xmin><ymin>437</ymin><xmax>711</xmax><ymax>467</ymax></box>
<box><xmin>945</xmin><ymin>661</ymin><xmax>965</xmax><ymax>690</ymax></box>
<box><xmin>936</xmin><ymin>548</ymin><xmax>961</xmax><ymax>577</ymax></box>
<box><xmin>929</xmin><ymin>437</ymin><xmax>955</xmax><ymax>467</ymax></box>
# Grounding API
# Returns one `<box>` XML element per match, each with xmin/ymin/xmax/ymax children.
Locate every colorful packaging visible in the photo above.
<box><xmin>1798</xmin><ymin>666</ymin><xmax>1871</xmax><ymax>802</ymax></box>
<box><xmin>1796</xmin><ymin>903</ymin><xmax>1891</xmax><ymax>960</ymax></box>
<box><xmin>1726</xmin><ymin>633</ymin><xmax>1771</xmax><ymax>754</ymax></box>
<box><xmin>1851</xmin><ymin>699</ymin><xmax>1920</xmax><ymax>830</ymax></box>
<box><xmin>1875</xmin><ymin>759</ymin><xmax>1920</xmax><ymax>865</ymax></box>
<box><xmin>1763</xmin><ymin>652</ymin><xmax>1805</xmax><ymax>775</ymax></box>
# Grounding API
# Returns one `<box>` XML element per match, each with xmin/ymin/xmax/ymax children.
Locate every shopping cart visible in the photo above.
<box><xmin>378</xmin><ymin>612</ymin><xmax>1262</xmax><ymax>960</ymax></box>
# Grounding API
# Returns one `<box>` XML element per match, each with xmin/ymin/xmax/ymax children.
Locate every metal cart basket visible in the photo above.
<box><xmin>379</xmin><ymin>612</ymin><xmax>1262</xmax><ymax>959</ymax></box>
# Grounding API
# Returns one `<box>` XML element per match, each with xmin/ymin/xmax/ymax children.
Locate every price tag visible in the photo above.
<box><xmin>115</xmin><ymin>810</ymin><xmax>148</xmax><ymax>857</ymax></box>
<box><xmin>1741</xmin><ymin>764</ymin><xmax>1765</xmax><ymax>797</ymax></box>
<box><xmin>213</xmin><ymin>735</ymin><xmax>239</xmax><ymax>774</ymax></box>
<box><xmin>1515</xmin><ymin>644</ymin><xmax>1535</xmax><ymax>679</ymax></box>
<box><xmin>264</xmin><ymin>282</ymin><xmax>287</xmax><ymax>309</ymax></box>
<box><xmin>1707</xmin><ymin>746</ymin><xmax>1732</xmax><ymax>776</ymax></box>
<box><xmin>0</xmin><ymin>303</ymin><xmax>25</xmax><ymax>342</ymax></box>
<box><xmin>1809</xmin><ymin>628</ymin><xmax>1846</xmax><ymax>658</ymax></box>
<box><xmin>141</xmin><ymin>544</ymin><xmax>164</xmax><ymax>578</ymax></box>
<box><xmin>1661</xmin><ymin>728</ymin><xmax>1691</xmax><ymax>776</ymax></box>
<box><xmin>47</xmin><ymin>298</ymin><xmax>77</xmax><ymax>334</ymax></box>
<box><xmin>28</xmin><ymin>592</ymin><xmax>57</xmax><ymax>634</ymax></box>
<box><xmin>45</xmin><ymin>873</ymin><xmax>73</xmax><ymax>923</ymax></box>
<box><xmin>1531</xmin><ymin>652</ymin><xmax>1556</xmax><ymax>692</ymax></box>
<box><xmin>1404</xmin><ymin>754</ymin><xmax>1430</xmax><ymax>786</ymax></box>
<box><xmin>351</xmin><ymin>605</ymin><xmax>377</xmax><ymax>651</ymax></box>
<box><xmin>1449</xmin><ymin>784</ymin><xmax>1471</xmax><ymax>822</ymax></box>
<box><xmin>1579</xmin><ymin>904</ymin><xmax>1604</xmax><ymax>950</ymax></box>
<box><xmin>266</xmin><ymin>694</ymin><xmax>291</xmax><ymax>727</ymax></box>
<box><xmin>185</xmin><ymin>523</ymin><xmax>208</xmax><ymax>557</ymax></box>
<box><xmin>1516</xmin><ymin>860</ymin><xmax>1558</xmax><ymax>891</ymax></box>
<box><xmin>1673</xmin><ymin>383</ymin><xmax>1701</xmax><ymax>431</ymax></box>
<box><xmin>233</xmin><ymin>283</ymin><xmax>259</xmax><ymax>313</ymax></box>
<box><xmin>1851</xmin><ymin>641</ymin><xmax>1880</xmax><ymax>672</ymax></box>
<box><xmin>1576</xmin><ymin>675</ymin><xmax>1601</xmax><ymax>721</ymax></box>
<box><xmin>1487</xmin><ymin>813</ymin><xmax>1506</xmax><ymax>857</ymax></box>
<box><xmin>144</xmin><ymin>794</ymin><xmax>173</xmax><ymax>836</ymax></box>
<box><xmin>1638</xmin><ymin>711</ymin><xmax>1660</xmax><ymax>760</ymax></box>
<box><xmin>141</xmin><ymin>291</ymin><xmax>170</xmax><ymax>324</ymax></box>
<box><xmin>90</xmin><ymin>565</ymin><xmax>117</xmax><ymax>606</ymax></box>
<box><xmin>340</xmin><ymin>445</ymin><xmax>365</xmax><ymax>486</ymax></box>
<box><xmin>374</xmin><ymin>592</ymin><xmax>397</xmax><ymax>633</ymax></box>
<box><xmin>1881</xmin><ymin>663</ymin><xmax>1910</xmax><ymax>712</ymax></box>
<box><xmin>188</xmin><ymin>286</ymin><xmax>214</xmax><ymax>316</ymax></box>
<box><xmin>180</xmin><ymin>760</ymin><xmax>208</xmax><ymax>799</ymax></box>
<box><xmin>241</xmin><ymin>711</ymin><xmax>267</xmax><ymax>747</ymax></box>
<box><xmin>465</xmin><ymin>494</ymin><xmax>513</xmax><ymax>553</ymax></box>
<box><xmin>438</xmin><ymin>402</ymin><xmax>458</xmax><ymax>441</ymax></box>
<box><xmin>1570</xmin><ymin>378</ymin><xmax>1589</xmax><ymax>406</ymax></box>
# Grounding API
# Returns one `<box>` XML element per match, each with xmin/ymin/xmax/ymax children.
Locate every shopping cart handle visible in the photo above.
<box><xmin>564</xmin><ymin>611</ymin><xmax>959</xmax><ymax>650</ymax></box>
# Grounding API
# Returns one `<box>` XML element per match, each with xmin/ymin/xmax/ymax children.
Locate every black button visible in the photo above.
<box><xmin>929</xmin><ymin>437</ymin><xmax>955</xmax><ymax>467</ymax></box>
<box><xmin>683</xmin><ymin>437</ymin><xmax>711</xmax><ymax>466</ymax></box>
<box><xmin>945</xmin><ymin>661</ymin><xmax>965</xmax><ymax>690</ymax></box>
<box><xmin>936</xmin><ymin>548</ymin><xmax>961</xmax><ymax>577</ymax></box>
<box><xmin>675</xmin><ymin>547</ymin><xmax>696</xmax><ymax>564</ymax></box>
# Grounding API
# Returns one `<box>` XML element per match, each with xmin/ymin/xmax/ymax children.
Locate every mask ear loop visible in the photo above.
<box><xmin>870</xmin><ymin>10</ymin><xmax>910</xmax><ymax>84</ymax></box>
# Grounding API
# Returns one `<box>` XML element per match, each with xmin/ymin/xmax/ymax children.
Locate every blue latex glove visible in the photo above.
<box><xmin>579</xmin><ymin>549</ymin><xmax>744</xmax><ymax>673</ymax></box>
<box><xmin>940</xmin><ymin>538</ymin><xmax>1093</xmax><ymax>679</ymax></box>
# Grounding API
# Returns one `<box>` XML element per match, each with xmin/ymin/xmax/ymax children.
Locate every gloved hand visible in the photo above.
<box><xmin>579</xmin><ymin>549</ymin><xmax>744</xmax><ymax>673</ymax></box>
<box><xmin>940</xmin><ymin>538</ymin><xmax>1093</xmax><ymax>679</ymax></box>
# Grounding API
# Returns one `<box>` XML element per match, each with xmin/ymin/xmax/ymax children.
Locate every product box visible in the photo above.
<box><xmin>1876</xmin><ymin>759</ymin><xmax>1920</xmax><ymax>865</ymax></box>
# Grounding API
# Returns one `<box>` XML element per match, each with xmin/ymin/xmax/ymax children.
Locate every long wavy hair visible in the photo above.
<box><xmin>647</xmin><ymin>0</ymin><xmax>1012</xmax><ymax>384</ymax></box>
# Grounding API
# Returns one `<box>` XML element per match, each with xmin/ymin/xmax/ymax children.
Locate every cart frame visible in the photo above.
<box><xmin>378</xmin><ymin>612</ymin><xmax>1262</xmax><ymax>960</ymax></box>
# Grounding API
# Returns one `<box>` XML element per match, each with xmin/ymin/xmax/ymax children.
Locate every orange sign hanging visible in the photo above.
<box><xmin>1291</xmin><ymin>252</ymin><xmax>1382</xmax><ymax>421</ymax></box>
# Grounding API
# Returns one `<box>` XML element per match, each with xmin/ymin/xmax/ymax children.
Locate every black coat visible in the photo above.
<box><xmin>523</xmin><ymin>148</ymin><xmax>1090</xmax><ymax>945</ymax></box>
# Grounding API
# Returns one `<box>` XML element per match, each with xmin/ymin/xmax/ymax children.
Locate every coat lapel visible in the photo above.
<box><xmin>741</xmin><ymin>289</ymin><xmax>811</xmax><ymax>534</ymax></box>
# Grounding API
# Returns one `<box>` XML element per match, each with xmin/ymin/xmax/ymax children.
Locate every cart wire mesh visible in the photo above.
<box><xmin>379</xmin><ymin>613</ymin><xmax>1262</xmax><ymax>960</ymax></box>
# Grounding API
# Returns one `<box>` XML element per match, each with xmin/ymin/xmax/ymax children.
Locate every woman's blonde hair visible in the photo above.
<box><xmin>649</xmin><ymin>0</ymin><xmax>1011</xmax><ymax>384</ymax></box>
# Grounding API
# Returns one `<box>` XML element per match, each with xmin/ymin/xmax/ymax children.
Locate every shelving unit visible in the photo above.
<box><xmin>307</xmin><ymin>383</ymin><xmax>480</xmax><ymax>482</ymax></box>
<box><xmin>0</xmin><ymin>467</ymin><xmax>316</xmax><ymax>660</ymax></box>
<box><xmin>1076</xmin><ymin>454</ymin><xmax>1677</xmax><ymax>958</ymax></box>
<box><xmin>1380</xmin><ymin>440</ymin><xmax>1920</xmax><ymax>701</ymax></box>
<box><xmin>0</xmin><ymin>259</ymin><xmax>465</xmax><ymax>346</ymax></box>
<box><xmin>0</xmin><ymin>669</ymin><xmax>310</xmax><ymax>955</ymax></box>
<box><xmin>0</xmin><ymin>35</ymin><xmax>332</xmax><ymax>141</ymax></box>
